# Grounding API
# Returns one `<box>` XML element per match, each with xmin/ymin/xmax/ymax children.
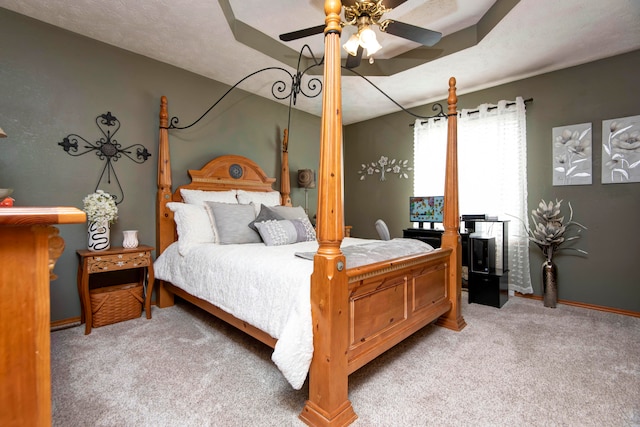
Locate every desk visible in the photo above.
<box><xmin>404</xmin><ymin>221</ymin><xmax>509</xmax><ymax>308</ymax></box>
<box><xmin>403</xmin><ymin>228</ymin><xmax>470</xmax><ymax>267</ymax></box>
<box><xmin>77</xmin><ymin>245</ymin><xmax>154</xmax><ymax>334</ymax></box>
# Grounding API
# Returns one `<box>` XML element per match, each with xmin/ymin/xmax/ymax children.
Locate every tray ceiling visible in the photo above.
<box><xmin>1</xmin><ymin>0</ymin><xmax>639</xmax><ymax>124</ymax></box>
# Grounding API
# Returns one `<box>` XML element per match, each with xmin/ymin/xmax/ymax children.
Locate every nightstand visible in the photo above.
<box><xmin>76</xmin><ymin>245</ymin><xmax>154</xmax><ymax>334</ymax></box>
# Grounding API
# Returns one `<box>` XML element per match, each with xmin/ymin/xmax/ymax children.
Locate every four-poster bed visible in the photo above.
<box><xmin>154</xmin><ymin>2</ymin><xmax>464</xmax><ymax>425</ymax></box>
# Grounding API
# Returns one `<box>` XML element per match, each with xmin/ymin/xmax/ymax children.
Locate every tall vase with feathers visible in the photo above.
<box><xmin>542</xmin><ymin>259</ymin><xmax>558</xmax><ymax>308</ymax></box>
<box><xmin>514</xmin><ymin>199</ymin><xmax>587</xmax><ymax>308</ymax></box>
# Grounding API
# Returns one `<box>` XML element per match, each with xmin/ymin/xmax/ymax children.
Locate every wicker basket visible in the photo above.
<box><xmin>90</xmin><ymin>283</ymin><xmax>144</xmax><ymax>328</ymax></box>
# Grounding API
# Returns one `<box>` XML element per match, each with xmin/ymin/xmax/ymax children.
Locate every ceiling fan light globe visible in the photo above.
<box><xmin>358</xmin><ymin>26</ymin><xmax>382</xmax><ymax>55</ymax></box>
<box><xmin>358</xmin><ymin>26</ymin><xmax>377</xmax><ymax>45</ymax></box>
<box><xmin>343</xmin><ymin>34</ymin><xmax>360</xmax><ymax>56</ymax></box>
<box><xmin>365</xmin><ymin>38</ymin><xmax>382</xmax><ymax>56</ymax></box>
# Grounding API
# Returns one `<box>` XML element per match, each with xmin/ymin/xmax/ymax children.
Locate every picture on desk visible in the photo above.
<box><xmin>409</xmin><ymin>196</ymin><xmax>444</xmax><ymax>223</ymax></box>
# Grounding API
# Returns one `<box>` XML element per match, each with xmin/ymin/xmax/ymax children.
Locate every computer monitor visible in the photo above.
<box><xmin>409</xmin><ymin>196</ymin><xmax>444</xmax><ymax>229</ymax></box>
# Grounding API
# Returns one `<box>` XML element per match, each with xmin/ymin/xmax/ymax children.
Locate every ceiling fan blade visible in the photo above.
<box><xmin>345</xmin><ymin>45</ymin><xmax>363</xmax><ymax>69</ymax></box>
<box><xmin>382</xmin><ymin>20</ymin><xmax>442</xmax><ymax>46</ymax></box>
<box><xmin>279</xmin><ymin>24</ymin><xmax>326</xmax><ymax>42</ymax></box>
<box><xmin>382</xmin><ymin>0</ymin><xmax>409</xmax><ymax>8</ymax></box>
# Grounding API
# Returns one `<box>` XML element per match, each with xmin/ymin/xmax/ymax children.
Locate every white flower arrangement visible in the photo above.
<box><xmin>83</xmin><ymin>190</ymin><xmax>118</xmax><ymax>224</ymax></box>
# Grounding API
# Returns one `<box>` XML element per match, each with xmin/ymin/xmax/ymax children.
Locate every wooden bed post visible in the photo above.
<box><xmin>281</xmin><ymin>128</ymin><xmax>292</xmax><ymax>206</ymax></box>
<box><xmin>300</xmin><ymin>1</ymin><xmax>357</xmax><ymax>426</ymax></box>
<box><xmin>436</xmin><ymin>78</ymin><xmax>466</xmax><ymax>331</ymax></box>
<box><xmin>156</xmin><ymin>95</ymin><xmax>175</xmax><ymax>308</ymax></box>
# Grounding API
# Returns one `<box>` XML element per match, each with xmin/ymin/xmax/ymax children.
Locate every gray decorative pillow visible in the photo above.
<box><xmin>203</xmin><ymin>202</ymin><xmax>262</xmax><ymax>244</ymax></box>
<box><xmin>255</xmin><ymin>219</ymin><xmax>316</xmax><ymax>246</ymax></box>
<box><xmin>248</xmin><ymin>203</ymin><xmax>285</xmax><ymax>232</ymax></box>
<box><xmin>267</xmin><ymin>205</ymin><xmax>307</xmax><ymax>220</ymax></box>
<box><xmin>266</xmin><ymin>205</ymin><xmax>316</xmax><ymax>240</ymax></box>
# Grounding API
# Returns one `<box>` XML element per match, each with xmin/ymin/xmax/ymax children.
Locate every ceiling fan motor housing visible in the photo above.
<box><xmin>344</xmin><ymin>1</ymin><xmax>389</xmax><ymax>26</ymax></box>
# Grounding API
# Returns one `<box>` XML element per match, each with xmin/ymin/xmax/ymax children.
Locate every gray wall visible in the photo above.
<box><xmin>0</xmin><ymin>9</ymin><xmax>321</xmax><ymax>322</ymax></box>
<box><xmin>2</xmin><ymin>7</ymin><xmax>638</xmax><ymax>319</ymax></box>
<box><xmin>344</xmin><ymin>49</ymin><xmax>640</xmax><ymax>312</ymax></box>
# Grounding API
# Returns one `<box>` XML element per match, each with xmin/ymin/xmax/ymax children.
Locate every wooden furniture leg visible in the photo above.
<box><xmin>80</xmin><ymin>256</ymin><xmax>92</xmax><ymax>335</ymax></box>
<box><xmin>145</xmin><ymin>261</ymin><xmax>155</xmax><ymax>319</ymax></box>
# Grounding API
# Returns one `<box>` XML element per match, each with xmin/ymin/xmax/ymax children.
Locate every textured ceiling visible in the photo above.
<box><xmin>1</xmin><ymin>0</ymin><xmax>639</xmax><ymax>124</ymax></box>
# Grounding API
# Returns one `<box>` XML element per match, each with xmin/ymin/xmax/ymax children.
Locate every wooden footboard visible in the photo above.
<box><xmin>346</xmin><ymin>248</ymin><xmax>452</xmax><ymax>373</ymax></box>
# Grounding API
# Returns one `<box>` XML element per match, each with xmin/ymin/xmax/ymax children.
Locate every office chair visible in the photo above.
<box><xmin>375</xmin><ymin>219</ymin><xmax>391</xmax><ymax>241</ymax></box>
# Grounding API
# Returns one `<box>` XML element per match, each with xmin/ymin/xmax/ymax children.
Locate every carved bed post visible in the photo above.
<box><xmin>280</xmin><ymin>128</ymin><xmax>292</xmax><ymax>206</ymax></box>
<box><xmin>300</xmin><ymin>1</ymin><xmax>357</xmax><ymax>426</ymax></box>
<box><xmin>436</xmin><ymin>78</ymin><xmax>466</xmax><ymax>331</ymax></box>
<box><xmin>156</xmin><ymin>95</ymin><xmax>175</xmax><ymax>308</ymax></box>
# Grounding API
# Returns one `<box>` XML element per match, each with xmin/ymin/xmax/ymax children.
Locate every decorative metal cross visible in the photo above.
<box><xmin>58</xmin><ymin>112</ymin><xmax>151</xmax><ymax>204</ymax></box>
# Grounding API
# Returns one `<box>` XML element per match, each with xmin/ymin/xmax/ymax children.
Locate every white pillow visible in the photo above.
<box><xmin>166</xmin><ymin>202</ymin><xmax>215</xmax><ymax>255</ymax></box>
<box><xmin>180</xmin><ymin>188</ymin><xmax>238</xmax><ymax>206</ymax></box>
<box><xmin>236</xmin><ymin>190</ymin><xmax>281</xmax><ymax>215</ymax></box>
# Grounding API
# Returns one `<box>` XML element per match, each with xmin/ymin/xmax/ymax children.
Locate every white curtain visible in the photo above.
<box><xmin>414</xmin><ymin>97</ymin><xmax>533</xmax><ymax>294</ymax></box>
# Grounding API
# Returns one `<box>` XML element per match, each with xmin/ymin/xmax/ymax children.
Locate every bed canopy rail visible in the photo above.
<box><xmin>156</xmin><ymin>45</ymin><xmax>323</xmax><ymax>255</ymax></box>
<box><xmin>156</xmin><ymin>42</ymin><xmax>451</xmax><ymax>258</ymax></box>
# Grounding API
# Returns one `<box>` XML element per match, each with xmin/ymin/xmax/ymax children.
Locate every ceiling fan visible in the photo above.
<box><xmin>278</xmin><ymin>0</ymin><xmax>442</xmax><ymax>69</ymax></box>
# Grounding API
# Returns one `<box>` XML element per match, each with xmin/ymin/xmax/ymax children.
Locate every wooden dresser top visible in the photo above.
<box><xmin>0</xmin><ymin>206</ymin><xmax>86</xmax><ymax>225</ymax></box>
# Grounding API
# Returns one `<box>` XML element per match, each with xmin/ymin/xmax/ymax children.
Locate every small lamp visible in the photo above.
<box><xmin>0</xmin><ymin>127</ymin><xmax>7</xmax><ymax>138</ymax></box>
<box><xmin>297</xmin><ymin>169</ymin><xmax>316</xmax><ymax>214</ymax></box>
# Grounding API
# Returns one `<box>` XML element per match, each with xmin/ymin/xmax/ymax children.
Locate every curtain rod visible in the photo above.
<box><xmin>466</xmin><ymin>97</ymin><xmax>533</xmax><ymax>115</ymax></box>
<box><xmin>410</xmin><ymin>98</ymin><xmax>533</xmax><ymax>127</ymax></box>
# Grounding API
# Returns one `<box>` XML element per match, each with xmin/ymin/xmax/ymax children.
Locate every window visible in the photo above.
<box><xmin>413</xmin><ymin>97</ymin><xmax>532</xmax><ymax>294</ymax></box>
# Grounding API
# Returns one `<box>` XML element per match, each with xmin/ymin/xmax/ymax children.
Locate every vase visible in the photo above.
<box><xmin>122</xmin><ymin>230</ymin><xmax>139</xmax><ymax>249</ymax></box>
<box><xmin>542</xmin><ymin>259</ymin><xmax>558</xmax><ymax>308</ymax></box>
<box><xmin>88</xmin><ymin>220</ymin><xmax>110</xmax><ymax>251</ymax></box>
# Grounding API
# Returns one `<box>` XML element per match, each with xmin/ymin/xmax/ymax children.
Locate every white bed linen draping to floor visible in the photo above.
<box><xmin>153</xmin><ymin>237</ymin><xmax>434</xmax><ymax>389</ymax></box>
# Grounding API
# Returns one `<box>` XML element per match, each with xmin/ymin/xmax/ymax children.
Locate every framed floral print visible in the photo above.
<box><xmin>552</xmin><ymin>123</ymin><xmax>592</xmax><ymax>186</ymax></box>
<box><xmin>602</xmin><ymin>114</ymin><xmax>640</xmax><ymax>184</ymax></box>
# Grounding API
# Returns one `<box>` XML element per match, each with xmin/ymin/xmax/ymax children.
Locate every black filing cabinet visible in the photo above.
<box><xmin>468</xmin><ymin>271</ymin><xmax>509</xmax><ymax>308</ymax></box>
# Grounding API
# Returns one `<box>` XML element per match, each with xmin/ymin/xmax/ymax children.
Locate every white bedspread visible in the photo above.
<box><xmin>153</xmin><ymin>237</ymin><xmax>434</xmax><ymax>389</ymax></box>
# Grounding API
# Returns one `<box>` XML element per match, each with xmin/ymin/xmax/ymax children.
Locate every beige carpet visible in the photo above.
<box><xmin>51</xmin><ymin>292</ymin><xmax>640</xmax><ymax>426</ymax></box>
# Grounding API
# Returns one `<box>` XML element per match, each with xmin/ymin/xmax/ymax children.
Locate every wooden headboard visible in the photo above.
<box><xmin>156</xmin><ymin>95</ymin><xmax>292</xmax><ymax>255</ymax></box>
<box><xmin>157</xmin><ymin>154</ymin><xmax>281</xmax><ymax>254</ymax></box>
<box><xmin>175</xmin><ymin>155</ymin><xmax>276</xmax><ymax>197</ymax></box>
